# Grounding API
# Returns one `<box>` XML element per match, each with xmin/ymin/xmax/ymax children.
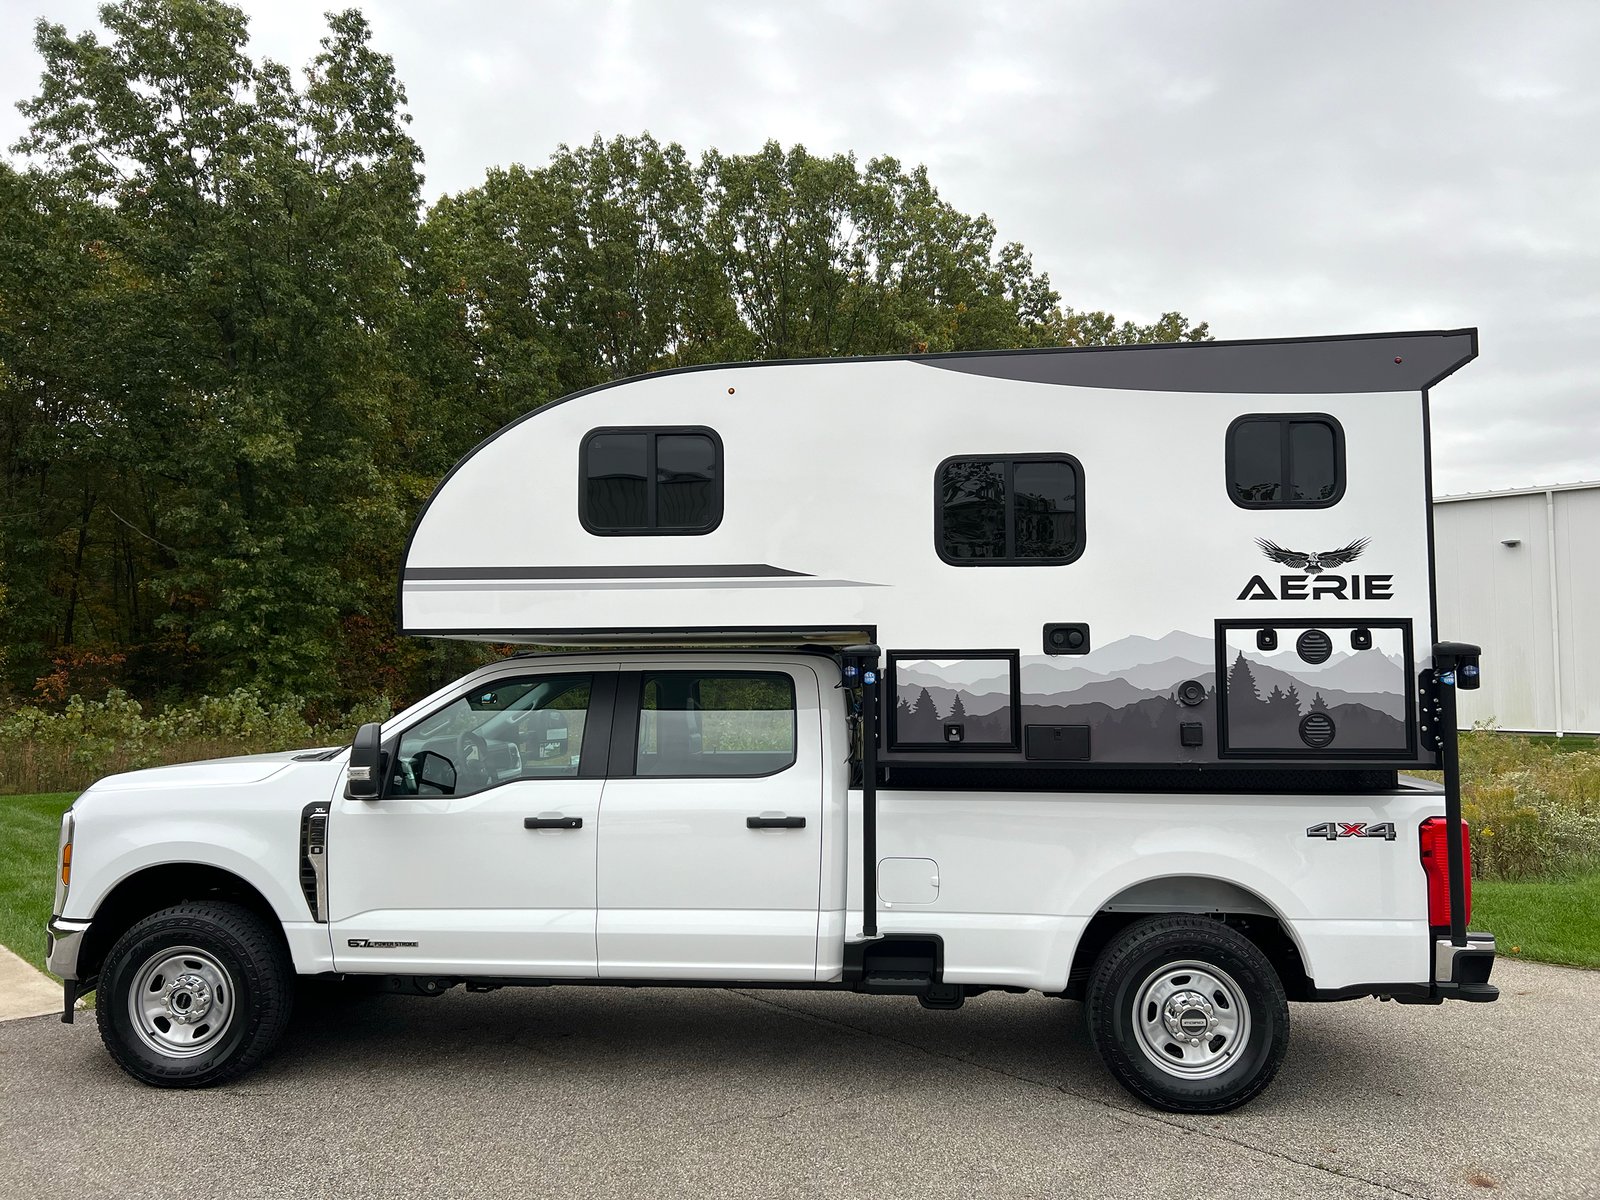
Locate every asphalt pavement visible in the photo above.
<box><xmin>1</xmin><ymin>958</ymin><xmax>1595</xmax><ymax>1199</ymax></box>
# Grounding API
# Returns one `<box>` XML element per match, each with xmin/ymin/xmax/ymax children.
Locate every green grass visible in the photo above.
<box><xmin>1473</xmin><ymin>873</ymin><xmax>1600</xmax><ymax>970</ymax></box>
<box><xmin>0</xmin><ymin>792</ymin><xmax>76</xmax><ymax>974</ymax></box>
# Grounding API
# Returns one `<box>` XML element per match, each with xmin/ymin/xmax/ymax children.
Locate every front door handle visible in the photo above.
<box><xmin>524</xmin><ymin>815</ymin><xmax>582</xmax><ymax>830</ymax></box>
<box><xmin>746</xmin><ymin>815</ymin><xmax>806</xmax><ymax>829</ymax></box>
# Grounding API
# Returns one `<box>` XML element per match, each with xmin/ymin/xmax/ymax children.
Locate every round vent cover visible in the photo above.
<box><xmin>1297</xmin><ymin>629</ymin><xmax>1333</xmax><ymax>665</ymax></box>
<box><xmin>1177</xmin><ymin>679</ymin><xmax>1207</xmax><ymax>708</ymax></box>
<box><xmin>1299</xmin><ymin>712</ymin><xmax>1337</xmax><ymax>748</ymax></box>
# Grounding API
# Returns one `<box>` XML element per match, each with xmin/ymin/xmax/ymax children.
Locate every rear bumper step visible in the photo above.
<box><xmin>1432</xmin><ymin>931</ymin><xmax>1497</xmax><ymax>1002</ymax></box>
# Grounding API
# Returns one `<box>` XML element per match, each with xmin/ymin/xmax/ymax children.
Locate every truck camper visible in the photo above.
<box><xmin>49</xmin><ymin>330</ymin><xmax>1496</xmax><ymax>1112</ymax></box>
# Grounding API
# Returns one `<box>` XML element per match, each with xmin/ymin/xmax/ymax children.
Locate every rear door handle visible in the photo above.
<box><xmin>746</xmin><ymin>815</ymin><xmax>806</xmax><ymax>829</ymax></box>
<box><xmin>524</xmin><ymin>816</ymin><xmax>582</xmax><ymax>830</ymax></box>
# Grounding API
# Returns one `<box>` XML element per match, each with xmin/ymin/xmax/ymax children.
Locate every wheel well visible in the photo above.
<box><xmin>1062</xmin><ymin>879</ymin><xmax>1314</xmax><ymax>1002</ymax></box>
<box><xmin>78</xmin><ymin>864</ymin><xmax>284</xmax><ymax>982</ymax></box>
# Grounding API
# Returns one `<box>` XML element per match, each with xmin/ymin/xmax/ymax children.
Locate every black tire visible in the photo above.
<box><xmin>1085</xmin><ymin>915</ymin><xmax>1288</xmax><ymax>1113</ymax></box>
<box><xmin>96</xmin><ymin>902</ymin><xmax>294</xmax><ymax>1088</ymax></box>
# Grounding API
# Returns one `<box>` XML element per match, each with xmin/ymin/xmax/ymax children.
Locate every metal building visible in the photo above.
<box><xmin>1433</xmin><ymin>481</ymin><xmax>1600</xmax><ymax>735</ymax></box>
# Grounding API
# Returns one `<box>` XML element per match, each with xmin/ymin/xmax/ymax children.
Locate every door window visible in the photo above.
<box><xmin>635</xmin><ymin>672</ymin><xmax>796</xmax><ymax>777</ymax></box>
<box><xmin>392</xmin><ymin>675</ymin><xmax>593</xmax><ymax>797</ymax></box>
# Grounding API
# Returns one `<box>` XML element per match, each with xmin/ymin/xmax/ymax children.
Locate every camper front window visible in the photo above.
<box><xmin>582</xmin><ymin>427</ymin><xmax>723</xmax><ymax>535</ymax></box>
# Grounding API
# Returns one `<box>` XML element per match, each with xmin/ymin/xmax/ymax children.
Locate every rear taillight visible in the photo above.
<box><xmin>1419</xmin><ymin>816</ymin><xmax>1472</xmax><ymax>928</ymax></box>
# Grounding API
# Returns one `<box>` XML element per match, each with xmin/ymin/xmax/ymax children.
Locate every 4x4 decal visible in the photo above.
<box><xmin>1306</xmin><ymin>821</ymin><xmax>1397</xmax><ymax>841</ymax></box>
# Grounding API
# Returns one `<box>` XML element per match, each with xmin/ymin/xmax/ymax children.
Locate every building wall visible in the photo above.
<box><xmin>1434</xmin><ymin>485</ymin><xmax>1600</xmax><ymax>734</ymax></box>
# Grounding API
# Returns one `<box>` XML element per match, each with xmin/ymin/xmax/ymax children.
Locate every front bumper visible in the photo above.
<box><xmin>46</xmin><ymin>916</ymin><xmax>90</xmax><ymax>981</ymax></box>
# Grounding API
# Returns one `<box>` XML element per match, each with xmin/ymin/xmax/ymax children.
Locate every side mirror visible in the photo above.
<box><xmin>345</xmin><ymin>722</ymin><xmax>385</xmax><ymax>800</ymax></box>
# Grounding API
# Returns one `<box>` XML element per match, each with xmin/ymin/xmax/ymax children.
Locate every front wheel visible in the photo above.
<box><xmin>96</xmin><ymin>902</ymin><xmax>294</xmax><ymax>1088</ymax></box>
<box><xmin>1086</xmin><ymin>915</ymin><xmax>1288</xmax><ymax>1113</ymax></box>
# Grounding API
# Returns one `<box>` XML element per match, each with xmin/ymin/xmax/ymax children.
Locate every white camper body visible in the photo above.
<box><xmin>50</xmin><ymin>331</ymin><xmax>1497</xmax><ymax>1113</ymax></box>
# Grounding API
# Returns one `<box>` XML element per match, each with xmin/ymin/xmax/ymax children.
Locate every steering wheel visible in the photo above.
<box><xmin>454</xmin><ymin>730</ymin><xmax>492</xmax><ymax>792</ymax></box>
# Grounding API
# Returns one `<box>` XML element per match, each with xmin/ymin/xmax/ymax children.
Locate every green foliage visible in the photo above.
<box><xmin>0</xmin><ymin>0</ymin><xmax>1207</xmax><ymax>714</ymax></box>
<box><xmin>1433</xmin><ymin>732</ymin><xmax>1600</xmax><ymax>881</ymax></box>
<box><xmin>0</xmin><ymin>688</ymin><xmax>393</xmax><ymax>794</ymax></box>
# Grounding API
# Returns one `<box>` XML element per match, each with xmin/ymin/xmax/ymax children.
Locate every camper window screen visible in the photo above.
<box><xmin>582</xmin><ymin>427</ymin><xmax>722</xmax><ymax>534</ymax></box>
<box><xmin>1226</xmin><ymin>415</ymin><xmax>1345</xmax><ymax>508</ymax></box>
<box><xmin>937</xmin><ymin>455</ymin><xmax>1081</xmax><ymax>565</ymax></box>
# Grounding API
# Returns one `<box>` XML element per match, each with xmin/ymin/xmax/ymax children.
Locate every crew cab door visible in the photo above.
<box><xmin>328</xmin><ymin>668</ymin><xmax>617</xmax><ymax>977</ymax></box>
<box><xmin>597</xmin><ymin>664</ymin><xmax>824</xmax><ymax>980</ymax></box>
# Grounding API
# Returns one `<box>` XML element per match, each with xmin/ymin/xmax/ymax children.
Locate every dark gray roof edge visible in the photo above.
<box><xmin>918</xmin><ymin>328</ymin><xmax>1478</xmax><ymax>394</ymax></box>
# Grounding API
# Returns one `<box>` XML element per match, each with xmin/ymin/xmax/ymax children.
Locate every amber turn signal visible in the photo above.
<box><xmin>60</xmin><ymin>842</ymin><xmax>71</xmax><ymax>886</ymax></box>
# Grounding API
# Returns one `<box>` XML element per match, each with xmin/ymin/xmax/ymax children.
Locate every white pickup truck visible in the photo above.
<box><xmin>48</xmin><ymin>647</ymin><xmax>1495</xmax><ymax>1112</ymax></box>
<box><xmin>48</xmin><ymin>332</ymin><xmax>1500</xmax><ymax>1111</ymax></box>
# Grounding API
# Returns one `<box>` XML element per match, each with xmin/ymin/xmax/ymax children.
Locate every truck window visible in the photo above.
<box><xmin>936</xmin><ymin>455</ymin><xmax>1081</xmax><ymax>565</ymax></box>
<box><xmin>581</xmin><ymin>427</ymin><xmax>722</xmax><ymax>534</ymax></box>
<box><xmin>391</xmin><ymin>674</ymin><xmax>593</xmax><ymax>797</ymax></box>
<box><xmin>635</xmin><ymin>672</ymin><xmax>796</xmax><ymax>777</ymax></box>
<box><xmin>1226</xmin><ymin>414</ymin><xmax>1345</xmax><ymax>508</ymax></box>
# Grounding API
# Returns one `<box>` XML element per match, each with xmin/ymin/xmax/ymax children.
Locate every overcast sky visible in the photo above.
<box><xmin>3</xmin><ymin>0</ymin><xmax>1596</xmax><ymax>495</ymax></box>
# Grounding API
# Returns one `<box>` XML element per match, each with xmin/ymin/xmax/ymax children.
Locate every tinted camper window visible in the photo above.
<box><xmin>582</xmin><ymin>427</ymin><xmax>723</xmax><ymax>534</ymax></box>
<box><xmin>1226</xmin><ymin>415</ymin><xmax>1345</xmax><ymax>508</ymax></box>
<box><xmin>937</xmin><ymin>455</ymin><xmax>1082</xmax><ymax>565</ymax></box>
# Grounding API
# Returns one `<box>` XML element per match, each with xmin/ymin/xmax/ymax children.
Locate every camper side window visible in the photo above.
<box><xmin>1226</xmin><ymin>414</ymin><xmax>1345</xmax><ymax>508</ymax></box>
<box><xmin>936</xmin><ymin>455</ymin><xmax>1082</xmax><ymax>565</ymax></box>
<box><xmin>581</xmin><ymin>427</ymin><xmax>723</xmax><ymax>535</ymax></box>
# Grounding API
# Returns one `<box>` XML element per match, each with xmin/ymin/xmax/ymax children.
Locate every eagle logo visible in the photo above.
<box><xmin>1256</xmin><ymin>537</ymin><xmax>1369</xmax><ymax>575</ymax></box>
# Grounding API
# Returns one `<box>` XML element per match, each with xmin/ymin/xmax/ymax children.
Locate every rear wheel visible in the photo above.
<box><xmin>97</xmin><ymin>902</ymin><xmax>293</xmax><ymax>1088</ymax></box>
<box><xmin>1086</xmin><ymin>915</ymin><xmax>1288</xmax><ymax>1113</ymax></box>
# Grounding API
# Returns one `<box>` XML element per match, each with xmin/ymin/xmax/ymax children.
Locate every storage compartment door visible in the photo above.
<box><xmin>1217</xmin><ymin>621</ymin><xmax>1413</xmax><ymax>757</ymax></box>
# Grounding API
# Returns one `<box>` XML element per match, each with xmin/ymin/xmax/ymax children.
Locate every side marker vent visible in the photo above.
<box><xmin>300</xmin><ymin>802</ymin><xmax>331</xmax><ymax>922</ymax></box>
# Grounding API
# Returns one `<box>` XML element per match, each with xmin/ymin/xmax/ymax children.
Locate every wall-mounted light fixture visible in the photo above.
<box><xmin>1501</xmin><ymin>538</ymin><xmax>1521</xmax><ymax>547</ymax></box>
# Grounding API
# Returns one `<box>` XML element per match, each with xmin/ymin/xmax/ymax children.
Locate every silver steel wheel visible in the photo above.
<box><xmin>1131</xmin><ymin>958</ymin><xmax>1252</xmax><ymax>1080</ymax></box>
<box><xmin>127</xmin><ymin>945</ymin><xmax>236</xmax><ymax>1059</ymax></box>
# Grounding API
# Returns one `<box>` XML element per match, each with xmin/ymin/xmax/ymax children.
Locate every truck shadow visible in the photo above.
<box><xmin>267</xmin><ymin>982</ymin><xmax>1438</xmax><ymax>1119</ymax></box>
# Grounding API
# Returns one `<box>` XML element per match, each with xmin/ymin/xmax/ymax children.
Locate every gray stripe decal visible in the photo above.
<box><xmin>404</xmin><ymin>578</ymin><xmax>881</xmax><ymax>592</ymax></box>
<box><xmin>403</xmin><ymin>563</ymin><xmax>809</xmax><ymax>581</ymax></box>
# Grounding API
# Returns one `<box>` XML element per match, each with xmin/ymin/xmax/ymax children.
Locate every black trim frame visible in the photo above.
<box><xmin>1214</xmin><ymin>618</ymin><xmax>1417</xmax><ymax>761</ymax></box>
<box><xmin>579</xmin><ymin>425</ymin><xmax>724</xmax><ymax>536</ymax></box>
<box><xmin>886</xmin><ymin>650</ymin><xmax>1023</xmax><ymax>752</ymax></box>
<box><xmin>1224</xmin><ymin>412</ymin><xmax>1346</xmax><ymax>510</ymax></box>
<box><xmin>934</xmin><ymin>454</ymin><xmax>1085</xmax><ymax>567</ymax></box>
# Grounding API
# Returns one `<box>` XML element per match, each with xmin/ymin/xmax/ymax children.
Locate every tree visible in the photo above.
<box><xmin>4</xmin><ymin>0</ymin><xmax>430</xmax><ymax>702</ymax></box>
<box><xmin>1227</xmin><ymin>653</ymin><xmax>1263</xmax><ymax>707</ymax></box>
<box><xmin>0</xmin><ymin>0</ymin><xmax>1212</xmax><ymax>712</ymax></box>
<box><xmin>948</xmin><ymin>692</ymin><xmax>968</xmax><ymax>723</ymax></box>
